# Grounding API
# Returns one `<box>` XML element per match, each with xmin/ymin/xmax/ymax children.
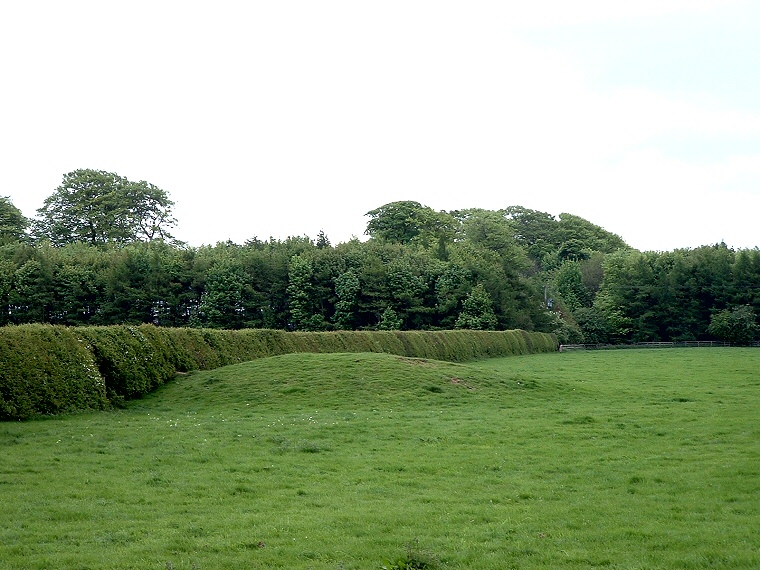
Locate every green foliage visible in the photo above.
<box><xmin>121</xmin><ymin>179</ymin><xmax>178</xmax><ymax>241</ymax></box>
<box><xmin>433</xmin><ymin>265</ymin><xmax>470</xmax><ymax>327</ymax></box>
<box><xmin>0</xmin><ymin>324</ymin><xmax>107</xmax><ymax>420</ymax></box>
<box><xmin>504</xmin><ymin>206</ymin><xmax>628</xmax><ymax>269</ymax></box>
<box><xmin>333</xmin><ymin>270</ymin><xmax>360</xmax><ymax>329</ymax></box>
<box><xmin>0</xmin><ymin>258</ymin><xmax>13</xmax><ymax>326</ymax></box>
<box><xmin>155</xmin><ymin>326</ymin><xmax>290</xmax><ymax>371</ymax></box>
<box><xmin>9</xmin><ymin>191</ymin><xmax>760</xmax><ymax>345</ymax></box>
<box><xmin>378</xmin><ymin>306</ymin><xmax>403</xmax><ymax>330</ymax></box>
<box><xmin>0</xmin><ymin>196</ymin><xmax>28</xmax><ymax>244</ymax></box>
<box><xmin>456</xmin><ymin>209</ymin><xmax>528</xmax><ymax>270</ymax></box>
<box><xmin>595</xmin><ymin>244</ymin><xmax>757</xmax><ymax>342</ymax></box>
<box><xmin>287</xmin><ymin>254</ymin><xmax>326</xmax><ymax>331</ymax></box>
<box><xmin>385</xmin><ymin>256</ymin><xmax>430</xmax><ymax>329</ymax></box>
<box><xmin>0</xmin><ymin>200</ymin><xmax>639</xmax><ymax>335</ymax></box>
<box><xmin>503</xmin><ymin>205</ymin><xmax>558</xmax><ymax>262</ymax></box>
<box><xmin>554</xmin><ymin>260</ymin><xmax>592</xmax><ymax>311</ymax></box>
<box><xmin>365</xmin><ymin>201</ymin><xmax>456</xmax><ymax>249</ymax></box>
<box><xmin>555</xmin><ymin>212</ymin><xmax>628</xmax><ymax>259</ymax></box>
<box><xmin>544</xmin><ymin>309</ymin><xmax>585</xmax><ymax>344</ymax></box>
<box><xmin>192</xmin><ymin>258</ymin><xmax>248</xmax><ymax>329</ymax></box>
<box><xmin>9</xmin><ymin>255</ymin><xmax>55</xmax><ymax>323</ymax></box>
<box><xmin>455</xmin><ymin>283</ymin><xmax>498</xmax><ymax>330</ymax></box>
<box><xmin>0</xmin><ymin>325</ymin><xmax>557</xmax><ymax>419</ymax></box>
<box><xmin>34</xmin><ymin>169</ymin><xmax>176</xmax><ymax>246</ymax></box>
<box><xmin>75</xmin><ymin>325</ymin><xmax>177</xmax><ymax>402</ymax></box>
<box><xmin>573</xmin><ymin>306</ymin><xmax>610</xmax><ymax>344</ymax></box>
<box><xmin>708</xmin><ymin>305</ymin><xmax>759</xmax><ymax>345</ymax></box>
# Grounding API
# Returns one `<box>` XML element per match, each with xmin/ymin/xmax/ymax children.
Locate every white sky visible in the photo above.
<box><xmin>2</xmin><ymin>1</ymin><xmax>759</xmax><ymax>251</ymax></box>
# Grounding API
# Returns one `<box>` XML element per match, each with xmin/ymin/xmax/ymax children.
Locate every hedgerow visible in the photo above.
<box><xmin>75</xmin><ymin>325</ymin><xmax>177</xmax><ymax>404</ymax></box>
<box><xmin>0</xmin><ymin>325</ymin><xmax>557</xmax><ymax>420</ymax></box>
<box><xmin>0</xmin><ymin>324</ymin><xmax>107</xmax><ymax>420</ymax></box>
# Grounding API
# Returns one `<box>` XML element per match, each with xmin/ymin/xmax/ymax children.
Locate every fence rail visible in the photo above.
<box><xmin>557</xmin><ymin>341</ymin><xmax>754</xmax><ymax>352</ymax></box>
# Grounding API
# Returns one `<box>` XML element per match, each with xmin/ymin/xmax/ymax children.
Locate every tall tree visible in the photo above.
<box><xmin>504</xmin><ymin>206</ymin><xmax>628</xmax><ymax>269</ymax></box>
<box><xmin>731</xmin><ymin>249</ymin><xmax>760</xmax><ymax>309</ymax></box>
<box><xmin>434</xmin><ymin>264</ymin><xmax>472</xmax><ymax>329</ymax></box>
<box><xmin>386</xmin><ymin>255</ymin><xmax>430</xmax><ymax>329</ymax></box>
<box><xmin>193</xmin><ymin>258</ymin><xmax>248</xmax><ymax>329</ymax></box>
<box><xmin>555</xmin><ymin>213</ymin><xmax>627</xmax><ymax>259</ymax></box>
<box><xmin>455</xmin><ymin>283</ymin><xmax>498</xmax><ymax>330</ymax></box>
<box><xmin>0</xmin><ymin>258</ymin><xmax>15</xmax><ymax>325</ymax></box>
<box><xmin>333</xmin><ymin>270</ymin><xmax>360</xmax><ymax>330</ymax></box>
<box><xmin>708</xmin><ymin>305</ymin><xmax>759</xmax><ymax>346</ymax></box>
<box><xmin>287</xmin><ymin>254</ymin><xmax>327</xmax><ymax>331</ymax></box>
<box><xmin>34</xmin><ymin>169</ymin><xmax>177</xmax><ymax>246</ymax></box>
<box><xmin>0</xmin><ymin>196</ymin><xmax>29</xmax><ymax>244</ymax></box>
<box><xmin>123</xmin><ymin>180</ymin><xmax>178</xmax><ymax>242</ymax></box>
<box><xmin>555</xmin><ymin>261</ymin><xmax>592</xmax><ymax>312</ymax></box>
<box><xmin>503</xmin><ymin>205</ymin><xmax>558</xmax><ymax>264</ymax></box>
<box><xmin>9</xmin><ymin>255</ymin><xmax>55</xmax><ymax>323</ymax></box>
<box><xmin>365</xmin><ymin>201</ymin><xmax>455</xmax><ymax>252</ymax></box>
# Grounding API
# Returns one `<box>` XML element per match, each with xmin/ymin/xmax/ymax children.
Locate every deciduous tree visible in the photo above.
<box><xmin>0</xmin><ymin>196</ymin><xmax>28</xmax><ymax>244</ymax></box>
<box><xmin>34</xmin><ymin>169</ymin><xmax>177</xmax><ymax>246</ymax></box>
<box><xmin>455</xmin><ymin>283</ymin><xmax>498</xmax><ymax>330</ymax></box>
<box><xmin>333</xmin><ymin>270</ymin><xmax>360</xmax><ymax>330</ymax></box>
<box><xmin>555</xmin><ymin>261</ymin><xmax>592</xmax><ymax>311</ymax></box>
<box><xmin>708</xmin><ymin>305</ymin><xmax>759</xmax><ymax>346</ymax></box>
<box><xmin>193</xmin><ymin>259</ymin><xmax>248</xmax><ymax>329</ymax></box>
<box><xmin>365</xmin><ymin>201</ymin><xmax>455</xmax><ymax>252</ymax></box>
<box><xmin>287</xmin><ymin>254</ymin><xmax>327</xmax><ymax>331</ymax></box>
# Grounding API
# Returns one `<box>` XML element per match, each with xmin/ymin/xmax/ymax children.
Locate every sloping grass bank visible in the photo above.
<box><xmin>1</xmin><ymin>349</ymin><xmax>757</xmax><ymax>569</ymax></box>
<box><xmin>0</xmin><ymin>325</ymin><xmax>556</xmax><ymax>420</ymax></box>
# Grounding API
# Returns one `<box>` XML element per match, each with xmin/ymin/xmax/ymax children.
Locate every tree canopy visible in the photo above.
<box><xmin>504</xmin><ymin>206</ymin><xmax>628</xmax><ymax>269</ymax></box>
<box><xmin>708</xmin><ymin>305</ymin><xmax>759</xmax><ymax>346</ymax></box>
<box><xmin>0</xmin><ymin>196</ymin><xmax>28</xmax><ymax>245</ymax></box>
<box><xmin>365</xmin><ymin>201</ymin><xmax>456</xmax><ymax>249</ymax></box>
<box><xmin>34</xmin><ymin>169</ymin><xmax>177</xmax><ymax>247</ymax></box>
<box><xmin>2</xmin><ymin>192</ymin><xmax>758</xmax><ymax>345</ymax></box>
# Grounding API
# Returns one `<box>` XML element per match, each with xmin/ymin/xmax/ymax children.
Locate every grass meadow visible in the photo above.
<box><xmin>1</xmin><ymin>348</ymin><xmax>758</xmax><ymax>569</ymax></box>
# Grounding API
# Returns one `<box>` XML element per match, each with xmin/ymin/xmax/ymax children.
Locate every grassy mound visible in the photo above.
<box><xmin>1</xmin><ymin>349</ymin><xmax>757</xmax><ymax>569</ymax></box>
<box><xmin>141</xmin><ymin>352</ymin><xmax>546</xmax><ymax>414</ymax></box>
<box><xmin>0</xmin><ymin>325</ymin><xmax>557</xmax><ymax>420</ymax></box>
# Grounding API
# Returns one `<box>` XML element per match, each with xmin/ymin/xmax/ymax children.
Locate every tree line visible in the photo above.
<box><xmin>1</xmin><ymin>169</ymin><xmax>758</xmax><ymax>344</ymax></box>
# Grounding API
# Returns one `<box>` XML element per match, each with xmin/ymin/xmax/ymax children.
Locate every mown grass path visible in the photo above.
<box><xmin>1</xmin><ymin>349</ymin><xmax>758</xmax><ymax>569</ymax></box>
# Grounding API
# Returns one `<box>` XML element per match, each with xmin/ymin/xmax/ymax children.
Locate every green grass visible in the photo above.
<box><xmin>1</xmin><ymin>349</ymin><xmax>758</xmax><ymax>569</ymax></box>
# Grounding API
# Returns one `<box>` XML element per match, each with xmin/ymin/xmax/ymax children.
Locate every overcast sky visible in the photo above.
<box><xmin>2</xmin><ymin>1</ymin><xmax>759</xmax><ymax>251</ymax></box>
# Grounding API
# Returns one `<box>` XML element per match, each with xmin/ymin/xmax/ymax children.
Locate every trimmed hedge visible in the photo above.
<box><xmin>0</xmin><ymin>324</ymin><xmax>108</xmax><ymax>420</ymax></box>
<box><xmin>75</xmin><ymin>326</ymin><xmax>177</xmax><ymax>404</ymax></box>
<box><xmin>0</xmin><ymin>325</ymin><xmax>557</xmax><ymax>420</ymax></box>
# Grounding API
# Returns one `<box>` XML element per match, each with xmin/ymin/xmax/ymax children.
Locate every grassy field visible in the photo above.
<box><xmin>1</xmin><ymin>348</ymin><xmax>758</xmax><ymax>569</ymax></box>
